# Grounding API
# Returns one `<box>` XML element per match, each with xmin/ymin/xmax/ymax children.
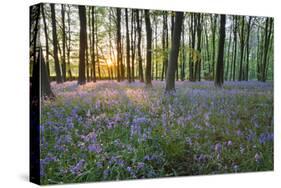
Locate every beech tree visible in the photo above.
<box><xmin>136</xmin><ymin>10</ymin><xmax>144</xmax><ymax>82</ymax></box>
<box><xmin>78</xmin><ymin>6</ymin><xmax>87</xmax><ymax>85</ymax></box>
<box><xmin>116</xmin><ymin>8</ymin><xmax>122</xmax><ymax>82</ymax></box>
<box><xmin>39</xmin><ymin>4</ymin><xmax>273</xmax><ymax>84</ymax></box>
<box><xmin>215</xmin><ymin>15</ymin><xmax>226</xmax><ymax>87</ymax></box>
<box><xmin>145</xmin><ymin>10</ymin><xmax>152</xmax><ymax>86</ymax></box>
<box><xmin>50</xmin><ymin>4</ymin><xmax>63</xmax><ymax>83</ymax></box>
<box><xmin>61</xmin><ymin>5</ymin><xmax>66</xmax><ymax>81</ymax></box>
<box><xmin>165</xmin><ymin>12</ymin><xmax>184</xmax><ymax>92</ymax></box>
<box><xmin>125</xmin><ymin>9</ymin><xmax>131</xmax><ymax>82</ymax></box>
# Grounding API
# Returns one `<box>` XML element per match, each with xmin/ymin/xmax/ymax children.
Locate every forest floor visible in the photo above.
<box><xmin>40</xmin><ymin>80</ymin><xmax>273</xmax><ymax>184</ymax></box>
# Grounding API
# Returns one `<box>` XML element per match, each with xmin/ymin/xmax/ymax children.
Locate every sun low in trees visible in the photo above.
<box><xmin>40</xmin><ymin>4</ymin><xmax>273</xmax><ymax>84</ymax></box>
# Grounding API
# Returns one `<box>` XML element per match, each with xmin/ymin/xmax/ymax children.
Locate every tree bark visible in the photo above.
<box><xmin>92</xmin><ymin>7</ymin><xmax>96</xmax><ymax>82</ymax></box>
<box><xmin>40</xmin><ymin>47</ymin><xmax>55</xmax><ymax>98</ymax></box>
<box><xmin>245</xmin><ymin>16</ymin><xmax>252</xmax><ymax>81</ymax></box>
<box><xmin>61</xmin><ymin>5</ymin><xmax>66</xmax><ymax>81</ymax></box>
<box><xmin>225</xmin><ymin>23</ymin><xmax>232</xmax><ymax>80</ymax></box>
<box><xmin>238</xmin><ymin>17</ymin><xmax>245</xmax><ymax>81</ymax></box>
<box><xmin>181</xmin><ymin>19</ymin><xmax>186</xmax><ymax>81</ymax></box>
<box><xmin>50</xmin><ymin>4</ymin><xmax>62</xmax><ymax>83</ymax></box>
<box><xmin>136</xmin><ymin>10</ymin><xmax>144</xmax><ymax>82</ymax></box>
<box><xmin>131</xmin><ymin>10</ymin><xmax>136</xmax><ymax>82</ymax></box>
<box><xmin>154</xmin><ymin>14</ymin><xmax>158</xmax><ymax>80</ymax></box>
<box><xmin>41</xmin><ymin>4</ymin><xmax>50</xmax><ymax>77</ymax></box>
<box><xmin>95</xmin><ymin>10</ymin><xmax>101</xmax><ymax>80</ymax></box>
<box><xmin>78</xmin><ymin>6</ymin><xmax>87</xmax><ymax>85</ymax></box>
<box><xmin>215</xmin><ymin>15</ymin><xmax>226</xmax><ymax>87</ymax></box>
<box><xmin>211</xmin><ymin>14</ymin><xmax>217</xmax><ymax>80</ymax></box>
<box><xmin>262</xmin><ymin>17</ymin><xmax>273</xmax><ymax>81</ymax></box>
<box><xmin>125</xmin><ymin>9</ymin><xmax>131</xmax><ymax>82</ymax></box>
<box><xmin>232</xmin><ymin>16</ymin><xmax>238</xmax><ymax>81</ymax></box>
<box><xmin>66</xmin><ymin>5</ymin><xmax>73</xmax><ymax>80</ymax></box>
<box><xmin>195</xmin><ymin>14</ymin><xmax>202</xmax><ymax>81</ymax></box>
<box><xmin>116</xmin><ymin>8</ymin><xmax>122</xmax><ymax>82</ymax></box>
<box><xmin>165</xmin><ymin>12</ymin><xmax>184</xmax><ymax>92</ymax></box>
<box><xmin>161</xmin><ymin>12</ymin><xmax>168</xmax><ymax>81</ymax></box>
<box><xmin>145</xmin><ymin>10</ymin><xmax>152</xmax><ymax>86</ymax></box>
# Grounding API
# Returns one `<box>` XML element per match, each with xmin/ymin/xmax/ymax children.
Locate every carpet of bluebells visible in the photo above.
<box><xmin>40</xmin><ymin>80</ymin><xmax>273</xmax><ymax>184</ymax></box>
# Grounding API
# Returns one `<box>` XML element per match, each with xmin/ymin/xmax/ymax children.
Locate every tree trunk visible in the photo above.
<box><xmin>95</xmin><ymin>10</ymin><xmax>101</xmax><ymax>80</ymax></box>
<box><xmin>262</xmin><ymin>17</ymin><xmax>273</xmax><ymax>82</ymax></box>
<box><xmin>181</xmin><ymin>19</ymin><xmax>186</xmax><ymax>81</ymax></box>
<box><xmin>131</xmin><ymin>10</ymin><xmax>136</xmax><ymax>82</ymax></box>
<box><xmin>165</xmin><ymin>12</ymin><xmax>184</xmax><ymax>92</ymax></box>
<box><xmin>211</xmin><ymin>14</ymin><xmax>217</xmax><ymax>80</ymax></box>
<box><xmin>116</xmin><ymin>8</ymin><xmax>121</xmax><ymax>82</ymax></box>
<box><xmin>78</xmin><ymin>6</ymin><xmax>87</xmax><ymax>85</ymax></box>
<box><xmin>196</xmin><ymin>14</ymin><xmax>202</xmax><ymax>81</ymax></box>
<box><xmin>161</xmin><ymin>12</ymin><xmax>168</xmax><ymax>81</ymax></box>
<box><xmin>66</xmin><ymin>5</ymin><xmax>73</xmax><ymax>80</ymax></box>
<box><xmin>204</xmin><ymin>17</ymin><xmax>210</xmax><ymax>79</ymax></box>
<box><xmin>154</xmin><ymin>14</ymin><xmax>158</xmax><ymax>80</ymax></box>
<box><xmin>238</xmin><ymin>17</ymin><xmax>245</xmax><ymax>81</ymax></box>
<box><xmin>225</xmin><ymin>23</ymin><xmax>232</xmax><ymax>80</ymax></box>
<box><xmin>245</xmin><ymin>16</ymin><xmax>252</xmax><ymax>81</ymax></box>
<box><xmin>136</xmin><ymin>10</ymin><xmax>144</xmax><ymax>82</ymax></box>
<box><xmin>40</xmin><ymin>47</ymin><xmax>55</xmax><ymax>98</ymax></box>
<box><xmin>61</xmin><ymin>5</ymin><xmax>66</xmax><ymax>81</ymax></box>
<box><xmin>50</xmin><ymin>4</ymin><xmax>62</xmax><ymax>83</ymax></box>
<box><xmin>256</xmin><ymin>27</ymin><xmax>261</xmax><ymax>80</ymax></box>
<box><xmin>215</xmin><ymin>15</ymin><xmax>226</xmax><ymax>87</ymax></box>
<box><xmin>232</xmin><ymin>16</ymin><xmax>238</xmax><ymax>81</ymax></box>
<box><xmin>41</xmin><ymin>4</ymin><xmax>50</xmax><ymax>77</ymax></box>
<box><xmin>125</xmin><ymin>9</ymin><xmax>131</xmax><ymax>82</ymax></box>
<box><xmin>189</xmin><ymin>13</ymin><xmax>197</xmax><ymax>81</ymax></box>
<box><xmin>145</xmin><ymin>10</ymin><xmax>152</xmax><ymax>86</ymax></box>
<box><xmin>92</xmin><ymin>7</ymin><xmax>96</xmax><ymax>82</ymax></box>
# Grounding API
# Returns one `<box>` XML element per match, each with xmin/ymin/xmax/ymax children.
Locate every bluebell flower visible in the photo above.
<box><xmin>137</xmin><ymin>162</ymin><xmax>145</xmax><ymax>170</ymax></box>
<box><xmin>103</xmin><ymin>169</ymin><xmax>110</xmax><ymax>178</ymax></box>
<box><xmin>40</xmin><ymin>162</ymin><xmax>45</xmax><ymax>177</ymax></box>
<box><xmin>215</xmin><ymin>143</ymin><xmax>222</xmax><ymax>154</ymax></box>
<box><xmin>127</xmin><ymin>166</ymin><xmax>132</xmax><ymax>172</ymax></box>
<box><xmin>96</xmin><ymin>161</ymin><xmax>103</xmax><ymax>168</ymax></box>
<box><xmin>70</xmin><ymin>159</ymin><xmax>85</xmax><ymax>175</ymax></box>
<box><xmin>259</xmin><ymin>132</ymin><xmax>273</xmax><ymax>144</ymax></box>
<box><xmin>227</xmin><ymin>140</ymin><xmax>233</xmax><ymax>147</ymax></box>
<box><xmin>144</xmin><ymin>155</ymin><xmax>150</xmax><ymax>161</ymax></box>
<box><xmin>88</xmin><ymin>144</ymin><xmax>102</xmax><ymax>153</ymax></box>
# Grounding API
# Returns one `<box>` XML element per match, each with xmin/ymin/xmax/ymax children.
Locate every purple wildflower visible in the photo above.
<box><xmin>103</xmin><ymin>169</ymin><xmax>110</xmax><ymax>178</ymax></box>
<box><xmin>227</xmin><ymin>140</ymin><xmax>233</xmax><ymax>147</ymax></box>
<box><xmin>144</xmin><ymin>155</ymin><xmax>150</xmax><ymax>161</ymax></box>
<box><xmin>70</xmin><ymin>159</ymin><xmax>85</xmax><ymax>175</ymax></box>
<box><xmin>215</xmin><ymin>143</ymin><xmax>222</xmax><ymax>154</ymax></box>
<box><xmin>259</xmin><ymin>132</ymin><xmax>273</xmax><ymax>144</ymax></box>
<box><xmin>96</xmin><ymin>161</ymin><xmax>103</xmax><ymax>168</ymax></box>
<box><xmin>137</xmin><ymin>162</ymin><xmax>145</xmax><ymax>170</ymax></box>
<box><xmin>88</xmin><ymin>144</ymin><xmax>102</xmax><ymax>153</ymax></box>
